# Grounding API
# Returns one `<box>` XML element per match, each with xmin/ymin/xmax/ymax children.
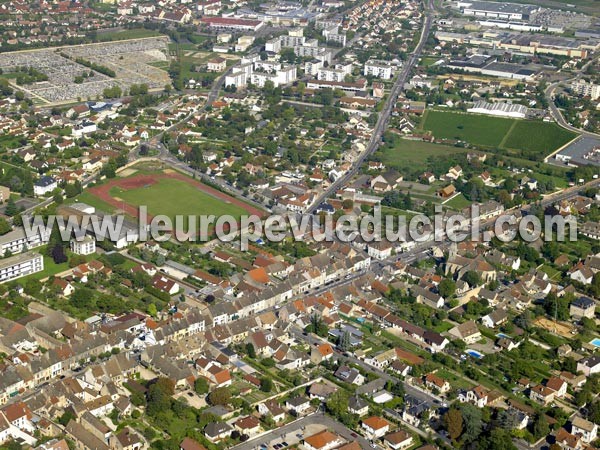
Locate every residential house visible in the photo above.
<box><xmin>424</xmin><ymin>373</ymin><xmax>450</xmax><ymax>394</ymax></box>
<box><xmin>481</xmin><ymin>309</ymin><xmax>508</xmax><ymax>328</ymax></box>
<box><xmin>529</xmin><ymin>384</ymin><xmax>555</xmax><ymax>404</ymax></box>
<box><xmin>303</xmin><ymin>430</ymin><xmax>344</xmax><ymax>450</ymax></box>
<box><xmin>285</xmin><ymin>397</ymin><xmax>311</xmax><ymax>416</ymax></box>
<box><xmin>203</xmin><ymin>422</ymin><xmax>233</xmax><ymax>442</ymax></box>
<box><xmin>311</xmin><ymin>343</ymin><xmax>334</xmax><ymax>364</ymax></box>
<box><xmin>383</xmin><ymin>431</ymin><xmax>413</xmax><ymax>450</ymax></box>
<box><xmin>577</xmin><ymin>355</ymin><xmax>600</xmax><ymax>376</ymax></box>
<box><xmin>257</xmin><ymin>400</ymin><xmax>285</xmax><ymax>423</ymax></box>
<box><xmin>458</xmin><ymin>386</ymin><xmax>488</xmax><ymax>408</ymax></box>
<box><xmin>448</xmin><ymin>321</ymin><xmax>481</xmax><ymax>344</ymax></box>
<box><xmin>571</xmin><ymin>416</ymin><xmax>598</xmax><ymax>443</ymax></box>
<box><xmin>569</xmin><ymin>296</ymin><xmax>595</xmax><ymax>319</ymax></box>
<box><xmin>361</xmin><ymin>416</ymin><xmax>390</xmax><ymax>439</ymax></box>
<box><xmin>234</xmin><ymin>416</ymin><xmax>260</xmax><ymax>436</ymax></box>
<box><xmin>348</xmin><ymin>396</ymin><xmax>369</xmax><ymax>417</ymax></box>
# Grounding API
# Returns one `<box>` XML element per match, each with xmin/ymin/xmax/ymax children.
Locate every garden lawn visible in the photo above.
<box><xmin>444</xmin><ymin>193</ymin><xmax>471</xmax><ymax>210</ymax></box>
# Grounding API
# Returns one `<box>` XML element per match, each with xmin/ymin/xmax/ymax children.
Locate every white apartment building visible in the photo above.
<box><xmin>70</xmin><ymin>236</ymin><xmax>96</xmax><ymax>255</ymax></box>
<box><xmin>571</xmin><ymin>80</ymin><xmax>600</xmax><ymax>100</ymax></box>
<box><xmin>364</xmin><ymin>60</ymin><xmax>394</xmax><ymax>79</ymax></box>
<box><xmin>304</xmin><ymin>59</ymin><xmax>324</xmax><ymax>76</ymax></box>
<box><xmin>323</xmin><ymin>26</ymin><xmax>346</xmax><ymax>46</ymax></box>
<box><xmin>317</xmin><ymin>63</ymin><xmax>353</xmax><ymax>82</ymax></box>
<box><xmin>0</xmin><ymin>252</ymin><xmax>44</xmax><ymax>283</ymax></box>
<box><xmin>33</xmin><ymin>176</ymin><xmax>57</xmax><ymax>197</ymax></box>
<box><xmin>0</xmin><ymin>227</ymin><xmax>50</xmax><ymax>256</ymax></box>
<box><xmin>225</xmin><ymin>59</ymin><xmax>297</xmax><ymax>89</ymax></box>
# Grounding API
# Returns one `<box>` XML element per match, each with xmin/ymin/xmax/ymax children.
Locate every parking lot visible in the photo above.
<box><xmin>257</xmin><ymin>422</ymin><xmax>324</xmax><ymax>450</ymax></box>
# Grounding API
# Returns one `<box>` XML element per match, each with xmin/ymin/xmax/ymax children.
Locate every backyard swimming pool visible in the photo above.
<box><xmin>465</xmin><ymin>349</ymin><xmax>484</xmax><ymax>359</ymax></box>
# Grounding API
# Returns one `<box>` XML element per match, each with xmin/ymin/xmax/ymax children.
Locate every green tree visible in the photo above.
<box><xmin>438</xmin><ymin>278</ymin><xmax>456</xmax><ymax>298</ymax></box>
<box><xmin>260</xmin><ymin>377</ymin><xmax>273</xmax><ymax>393</ymax></box>
<box><xmin>326</xmin><ymin>390</ymin><xmax>349</xmax><ymax>419</ymax></box>
<box><xmin>71</xmin><ymin>287</ymin><xmax>95</xmax><ymax>309</ymax></box>
<box><xmin>147</xmin><ymin>303</ymin><xmax>157</xmax><ymax>317</ymax></box>
<box><xmin>337</xmin><ymin>330</ymin><xmax>351</xmax><ymax>351</ymax></box>
<box><xmin>444</xmin><ymin>408</ymin><xmax>463</xmax><ymax>441</ymax></box>
<box><xmin>146</xmin><ymin>377</ymin><xmax>175</xmax><ymax>416</ymax></box>
<box><xmin>532</xmin><ymin>413</ymin><xmax>550</xmax><ymax>440</ymax></box>
<box><xmin>462</xmin><ymin>270</ymin><xmax>481</xmax><ymax>287</ymax></box>
<box><xmin>51</xmin><ymin>244</ymin><xmax>68</xmax><ymax>264</ymax></box>
<box><xmin>478</xmin><ymin>428</ymin><xmax>518</xmax><ymax>450</ymax></box>
<box><xmin>458</xmin><ymin>403</ymin><xmax>483</xmax><ymax>444</ymax></box>
<box><xmin>194</xmin><ymin>377</ymin><xmax>209</xmax><ymax>395</ymax></box>
<box><xmin>58</xmin><ymin>410</ymin><xmax>76</xmax><ymax>426</ymax></box>
<box><xmin>207</xmin><ymin>387</ymin><xmax>231</xmax><ymax>406</ymax></box>
<box><xmin>4</xmin><ymin>198</ymin><xmax>18</xmax><ymax>217</ymax></box>
<box><xmin>245</xmin><ymin>343</ymin><xmax>256</xmax><ymax>359</ymax></box>
<box><xmin>0</xmin><ymin>217</ymin><xmax>11</xmax><ymax>235</ymax></box>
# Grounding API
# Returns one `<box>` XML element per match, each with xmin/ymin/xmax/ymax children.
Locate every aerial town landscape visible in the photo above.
<box><xmin>0</xmin><ymin>0</ymin><xmax>599</xmax><ymax>448</ymax></box>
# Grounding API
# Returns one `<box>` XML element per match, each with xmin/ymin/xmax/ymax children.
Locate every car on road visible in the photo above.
<box><xmin>350</xmin><ymin>433</ymin><xmax>358</xmax><ymax>438</ymax></box>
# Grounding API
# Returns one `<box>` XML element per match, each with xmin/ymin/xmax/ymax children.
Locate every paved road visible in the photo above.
<box><xmin>230</xmin><ymin>413</ymin><xmax>377</xmax><ymax>450</ymax></box>
<box><xmin>307</xmin><ymin>0</ymin><xmax>434</xmax><ymax>214</ymax></box>
<box><xmin>387</xmin><ymin>177</ymin><xmax>600</xmax><ymax>265</ymax></box>
<box><xmin>545</xmin><ymin>56</ymin><xmax>600</xmax><ymax>139</ymax></box>
<box><xmin>288</xmin><ymin>325</ymin><xmax>442</xmax><ymax>407</ymax></box>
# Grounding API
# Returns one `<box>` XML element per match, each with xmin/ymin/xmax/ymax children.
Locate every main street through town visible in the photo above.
<box><xmin>306</xmin><ymin>0</ymin><xmax>435</xmax><ymax>214</ymax></box>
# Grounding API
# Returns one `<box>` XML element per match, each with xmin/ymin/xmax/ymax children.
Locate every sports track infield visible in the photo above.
<box><xmin>87</xmin><ymin>171</ymin><xmax>263</xmax><ymax>235</ymax></box>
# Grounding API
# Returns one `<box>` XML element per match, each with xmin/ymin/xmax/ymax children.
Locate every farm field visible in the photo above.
<box><xmin>420</xmin><ymin>110</ymin><xmax>514</xmax><ymax>147</ymax></box>
<box><xmin>420</xmin><ymin>110</ymin><xmax>577</xmax><ymax>159</ymax></box>
<box><xmin>379</xmin><ymin>138</ymin><xmax>467</xmax><ymax>170</ymax></box>
<box><xmin>502</xmin><ymin>120</ymin><xmax>577</xmax><ymax>154</ymax></box>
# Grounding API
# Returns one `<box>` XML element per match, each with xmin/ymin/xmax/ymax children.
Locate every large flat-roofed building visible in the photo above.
<box><xmin>200</xmin><ymin>17</ymin><xmax>265</xmax><ymax>32</ymax></box>
<box><xmin>445</xmin><ymin>55</ymin><xmax>539</xmax><ymax>80</ymax></box>
<box><xmin>467</xmin><ymin>100</ymin><xmax>527</xmax><ymax>118</ymax></box>
<box><xmin>0</xmin><ymin>251</ymin><xmax>44</xmax><ymax>283</ymax></box>
<box><xmin>456</xmin><ymin>1</ymin><xmax>540</xmax><ymax>21</ymax></box>
<box><xmin>435</xmin><ymin>30</ymin><xmax>598</xmax><ymax>59</ymax></box>
<box><xmin>0</xmin><ymin>226</ymin><xmax>51</xmax><ymax>256</ymax></box>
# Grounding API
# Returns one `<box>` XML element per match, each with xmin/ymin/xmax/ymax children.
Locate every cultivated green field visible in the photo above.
<box><xmin>110</xmin><ymin>177</ymin><xmax>248</xmax><ymax>221</ymax></box>
<box><xmin>502</xmin><ymin>120</ymin><xmax>577</xmax><ymax>154</ymax></box>
<box><xmin>380</xmin><ymin>138</ymin><xmax>467</xmax><ymax>170</ymax></box>
<box><xmin>421</xmin><ymin>110</ymin><xmax>514</xmax><ymax>147</ymax></box>
<box><xmin>420</xmin><ymin>110</ymin><xmax>577</xmax><ymax>159</ymax></box>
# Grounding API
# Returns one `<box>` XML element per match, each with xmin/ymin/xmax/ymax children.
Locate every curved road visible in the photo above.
<box><xmin>544</xmin><ymin>56</ymin><xmax>600</xmax><ymax>139</ymax></box>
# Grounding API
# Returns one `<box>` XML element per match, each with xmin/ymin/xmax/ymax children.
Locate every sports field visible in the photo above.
<box><xmin>87</xmin><ymin>170</ymin><xmax>262</xmax><ymax>228</ymax></box>
<box><xmin>420</xmin><ymin>110</ymin><xmax>577</xmax><ymax>158</ymax></box>
<box><xmin>111</xmin><ymin>177</ymin><xmax>249</xmax><ymax>221</ymax></box>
